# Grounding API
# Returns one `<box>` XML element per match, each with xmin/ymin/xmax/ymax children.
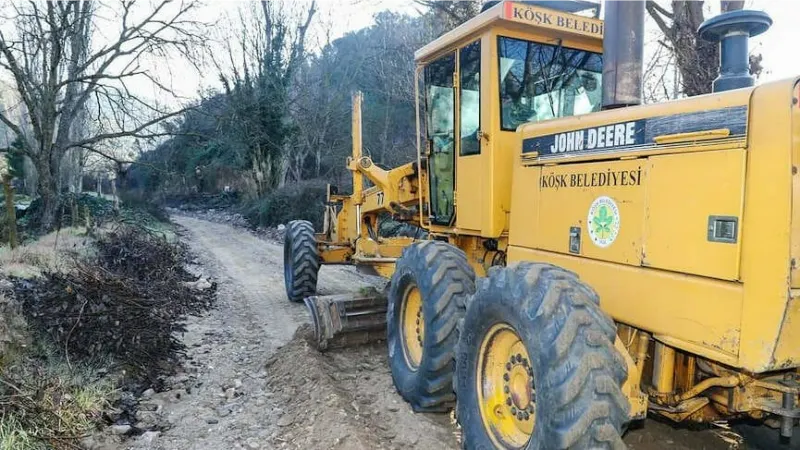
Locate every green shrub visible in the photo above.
<box><xmin>240</xmin><ymin>181</ymin><xmax>327</xmax><ymax>229</ymax></box>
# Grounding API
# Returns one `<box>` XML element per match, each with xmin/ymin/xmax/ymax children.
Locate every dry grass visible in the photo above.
<box><xmin>0</xmin><ymin>415</ymin><xmax>38</xmax><ymax>450</ymax></box>
<box><xmin>0</xmin><ymin>340</ymin><xmax>116</xmax><ymax>450</ymax></box>
<box><xmin>0</xmin><ymin>228</ymin><xmax>113</xmax><ymax>449</ymax></box>
<box><xmin>0</xmin><ymin>228</ymin><xmax>94</xmax><ymax>279</ymax></box>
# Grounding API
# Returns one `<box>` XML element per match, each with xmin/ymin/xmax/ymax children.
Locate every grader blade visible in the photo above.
<box><xmin>303</xmin><ymin>288</ymin><xmax>387</xmax><ymax>351</ymax></box>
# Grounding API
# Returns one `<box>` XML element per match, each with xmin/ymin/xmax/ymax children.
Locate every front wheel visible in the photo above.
<box><xmin>455</xmin><ymin>263</ymin><xmax>629</xmax><ymax>449</ymax></box>
<box><xmin>387</xmin><ymin>241</ymin><xmax>475</xmax><ymax>412</ymax></box>
<box><xmin>283</xmin><ymin>220</ymin><xmax>319</xmax><ymax>303</ymax></box>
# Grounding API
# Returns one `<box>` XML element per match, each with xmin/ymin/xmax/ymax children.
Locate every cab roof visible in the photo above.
<box><xmin>414</xmin><ymin>0</ymin><xmax>604</xmax><ymax>63</ymax></box>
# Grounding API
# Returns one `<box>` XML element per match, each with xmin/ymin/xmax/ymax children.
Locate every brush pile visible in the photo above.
<box><xmin>13</xmin><ymin>226</ymin><xmax>216</xmax><ymax>385</ymax></box>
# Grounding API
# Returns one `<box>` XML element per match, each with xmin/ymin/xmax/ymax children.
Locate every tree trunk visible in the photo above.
<box><xmin>36</xmin><ymin>155</ymin><xmax>60</xmax><ymax>231</ymax></box>
<box><xmin>2</xmin><ymin>176</ymin><xmax>18</xmax><ymax>249</ymax></box>
<box><xmin>111</xmin><ymin>178</ymin><xmax>119</xmax><ymax>212</ymax></box>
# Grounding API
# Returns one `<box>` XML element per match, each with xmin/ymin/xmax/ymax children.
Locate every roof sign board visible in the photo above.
<box><xmin>503</xmin><ymin>1</ymin><xmax>604</xmax><ymax>39</ymax></box>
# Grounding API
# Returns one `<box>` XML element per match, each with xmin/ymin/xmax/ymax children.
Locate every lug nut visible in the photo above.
<box><xmin>506</xmin><ymin>363</ymin><xmax>512</xmax><ymax>371</ymax></box>
<box><xmin>511</xmin><ymin>406</ymin><xmax>517</xmax><ymax>415</ymax></box>
<box><xmin>523</xmin><ymin>412</ymin><xmax>530</xmax><ymax>420</ymax></box>
<box><xmin>504</xmin><ymin>386</ymin><xmax>510</xmax><ymax>394</ymax></box>
<box><xmin>506</xmin><ymin>398</ymin><xmax>512</xmax><ymax>406</ymax></box>
<box><xmin>504</xmin><ymin>373</ymin><xmax>510</xmax><ymax>382</ymax></box>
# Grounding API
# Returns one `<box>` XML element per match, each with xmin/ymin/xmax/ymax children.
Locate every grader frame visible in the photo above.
<box><xmin>286</xmin><ymin>1</ymin><xmax>800</xmax><ymax>447</ymax></box>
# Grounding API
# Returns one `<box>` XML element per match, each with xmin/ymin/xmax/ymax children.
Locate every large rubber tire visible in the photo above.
<box><xmin>387</xmin><ymin>241</ymin><xmax>476</xmax><ymax>412</ymax></box>
<box><xmin>455</xmin><ymin>263</ymin><xmax>629</xmax><ymax>449</ymax></box>
<box><xmin>283</xmin><ymin>220</ymin><xmax>320</xmax><ymax>303</ymax></box>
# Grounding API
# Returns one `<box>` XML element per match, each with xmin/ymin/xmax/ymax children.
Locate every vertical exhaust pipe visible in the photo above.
<box><xmin>602</xmin><ymin>0</ymin><xmax>645</xmax><ymax>109</ymax></box>
<box><xmin>699</xmin><ymin>10</ymin><xmax>772</xmax><ymax>92</ymax></box>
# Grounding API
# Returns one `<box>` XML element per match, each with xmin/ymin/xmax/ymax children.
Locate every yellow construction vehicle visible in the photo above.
<box><xmin>283</xmin><ymin>1</ymin><xmax>800</xmax><ymax>448</ymax></box>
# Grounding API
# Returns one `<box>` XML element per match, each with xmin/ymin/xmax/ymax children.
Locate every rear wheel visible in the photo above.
<box><xmin>387</xmin><ymin>241</ymin><xmax>475</xmax><ymax>412</ymax></box>
<box><xmin>283</xmin><ymin>220</ymin><xmax>319</xmax><ymax>303</ymax></box>
<box><xmin>455</xmin><ymin>263</ymin><xmax>629</xmax><ymax>449</ymax></box>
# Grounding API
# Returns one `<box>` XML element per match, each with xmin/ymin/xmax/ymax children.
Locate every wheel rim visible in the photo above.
<box><xmin>400</xmin><ymin>284</ymin><xmax>424</xmax><ymax>369</ymax></box>
<box><xmin>477</xmin><ymin>324</ymin><xmax>535</xmax><ymax>449</ymax></box>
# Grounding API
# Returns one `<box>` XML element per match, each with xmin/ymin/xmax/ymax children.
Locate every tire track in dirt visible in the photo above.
<box><xmin>123</xmin><ymin>215</ymin><xmax>455</xmax><ymax>450</ymax></box>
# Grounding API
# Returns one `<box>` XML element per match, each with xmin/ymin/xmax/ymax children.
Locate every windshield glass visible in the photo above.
<box><xmin>498</xmin><ymin>36</ymin><xmax>603</xmax><ymax>131</ymax></box>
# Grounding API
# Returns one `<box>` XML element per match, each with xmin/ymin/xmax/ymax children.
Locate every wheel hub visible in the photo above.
<box><xmin>508</xmin><ymin>364</ymin><xmax>533</xmax><ymax>413</ymax></box>
<box><xmin>477</xmin><ymin>324</ymin><xmax>535</xmax><ymax>449</ymax></box>
<box><xmin>401</xmin><ymin>285</ymin><xmax>424</xmax><ymax>369</ymax></box>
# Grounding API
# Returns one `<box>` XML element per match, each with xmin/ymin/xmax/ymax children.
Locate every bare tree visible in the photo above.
<box><xmin>0</xmin><ymin>1</ymin><xmax>205</xmax><ymax>229</ymax></box>
<box><xmin>214</xmin><ymin>0</ymin><xmax>317</xmax><ymax>194</ymax></box>
<box><xmin>645</xmin><ymin>0</ymin><xmax>756</xmax><ymax>97</ymax></box>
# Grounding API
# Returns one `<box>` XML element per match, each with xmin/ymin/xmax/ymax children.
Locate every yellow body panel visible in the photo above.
<box><xmin>535</xmin><ymin>159</ymin><xmax>645</xmax><ymax>265</ymax></box>
<box><xmin>737</xmin><ymin>80</ymin><xmax>796</xmax><ymax>371</ymax></box>
<box><xmin>792</xmin><ymin>83</ymin><xmax>800</xmax><ymax>289</ymax></box>
<box><xmin>643</xmin><ymin>149</ymin><xmax>745</xmax><ymax>280</ymax></box>
<box><xmin>774</xmin><ymin>292</ymin><xmax>800</xmax><ymax>366</ymax></box>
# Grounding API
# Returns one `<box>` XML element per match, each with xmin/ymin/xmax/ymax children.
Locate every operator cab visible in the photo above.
<box><xmin>415</xmin><ymin>1</ymin><xmax>604</xmax><ymax>236</ymax></box>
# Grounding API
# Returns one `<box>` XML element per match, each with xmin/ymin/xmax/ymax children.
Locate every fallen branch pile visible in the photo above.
<box><xmin>14</xmin><ymin>227</ymin><xmax>215</xmax><ymax>385</ymax></box>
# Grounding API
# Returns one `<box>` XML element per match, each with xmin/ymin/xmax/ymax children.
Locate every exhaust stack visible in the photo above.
<box><xmin>602</xmin><ymin>0</ymin><xmax>645</xmax><ymax>109</ymax></box>
<box><xmin>699</xmin><ymin>10</ymin><xmax>772</xmax><ymax>93</ymax></box>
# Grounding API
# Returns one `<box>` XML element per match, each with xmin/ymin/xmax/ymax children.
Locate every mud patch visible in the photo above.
<box><xmin>263</xmin><ymin>325</ymin><xmax>458</xmax><ymax>449</ymax></box>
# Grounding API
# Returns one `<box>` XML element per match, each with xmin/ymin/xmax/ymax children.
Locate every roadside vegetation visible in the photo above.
<box><xmin>0</xmin><ymin>197</ymin><xmax>215</xmax><ymax>449</ymax></box>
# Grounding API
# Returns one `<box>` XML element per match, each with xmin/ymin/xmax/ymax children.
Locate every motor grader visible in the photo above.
<box><xmin>283</xmin><ymin>1</ymin><xmax>800</xmax><ymax>448</ymax></box>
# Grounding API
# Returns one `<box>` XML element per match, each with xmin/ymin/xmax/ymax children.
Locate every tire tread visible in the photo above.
<box><xmin>456</xmin><ymin>262</ymin><xmax>629</xmax><ymax>449</ymax></box>
<box><xmin>388</xmin><ymin>241</ymin><xmax>476</xmax><ymax>412</ymax></box>
<box><xmin>284</xmin><ymin>220</ymin><xmax>319</xmax><ymax>302</ymax></box>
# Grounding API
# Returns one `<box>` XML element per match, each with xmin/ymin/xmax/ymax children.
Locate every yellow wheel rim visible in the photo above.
<box><xmin>401</xmin><ymin>285</ymin><xmax>425</xmax><ymax>369</ymax></box>
<box><xmin>477</xmin><ymin>324</ymin><xmax>535</xmax><ymax>449</ymax></box>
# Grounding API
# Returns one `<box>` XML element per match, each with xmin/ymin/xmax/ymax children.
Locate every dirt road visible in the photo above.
<box><xmin>123</xmin><ymin>215</ymin><xmax>788</xmax><ymax>450</ymax></box>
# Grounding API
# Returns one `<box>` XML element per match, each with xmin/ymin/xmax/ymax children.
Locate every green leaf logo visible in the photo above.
<box><xmin>587</xmin><ymin>196</ymin><xmax>620</xmax><ymax>248</ymax></box>
<box><xmin>593</xmin><ymin>205</ymin><xmax>613</xmax><ymax>238</ymax></box>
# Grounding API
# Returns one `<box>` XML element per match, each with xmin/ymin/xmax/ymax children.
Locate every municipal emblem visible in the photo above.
<box><xmin>587</xmin><ymin>196</ymin><xmax>620</xmax><ymax>248</ymax></box>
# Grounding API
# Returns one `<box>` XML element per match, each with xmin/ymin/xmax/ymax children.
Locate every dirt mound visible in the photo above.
<box><xmin>263</xmin><ymin>325</ymin><xmax>458</xmax><ymax>450</ymax></box>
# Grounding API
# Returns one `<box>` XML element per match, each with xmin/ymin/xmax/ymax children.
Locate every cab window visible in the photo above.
<box><xmin>498</xmin><ymin>36</ymin><xmax>603</xmax><ymax>131</ymax></box>
<box><xmin>460</xmin><ymin>40</ymin><xmax>481</xmax><ymax>156</ymax></box>
<box><xmin>424</xmin><ymin>53</ymin><xmax>456</xmax><ymax>225</ymax></box>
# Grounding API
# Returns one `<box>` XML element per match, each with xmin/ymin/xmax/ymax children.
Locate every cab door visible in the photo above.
<box><xmin>455</xmin><ymin>39</ymin><xmax>483</xmax><ymax>232</ymax></box>
<box><xmin>425</xmin><ymin>53</ymin><xmax>456</xmax><ymax>226</ymax></box>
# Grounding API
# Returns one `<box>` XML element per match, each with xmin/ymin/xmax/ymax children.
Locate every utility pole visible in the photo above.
<box><xmin>0</xmin><ymin>154</ymin><xmax>18</xmax><ymax>249</ymax></box>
